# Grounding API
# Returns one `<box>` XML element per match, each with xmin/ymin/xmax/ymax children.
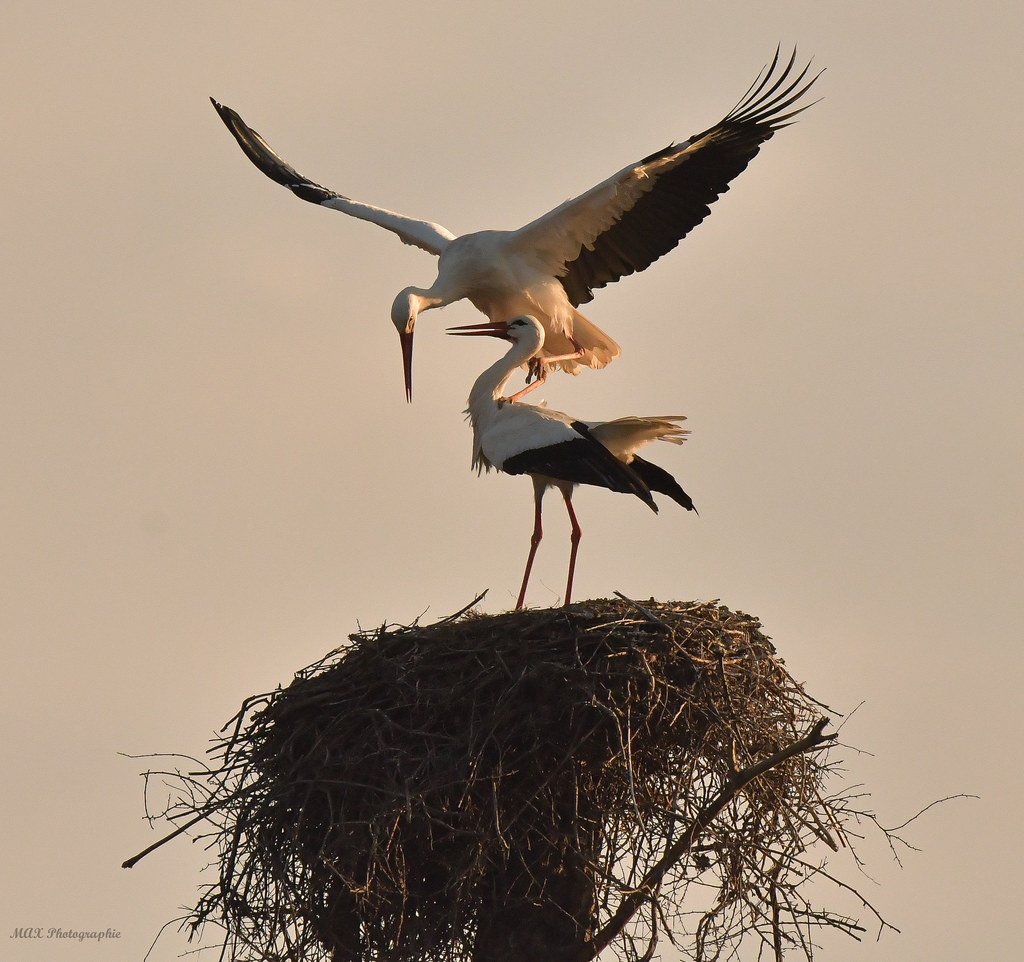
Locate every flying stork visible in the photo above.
<box><xmin>450</xmin><ymin>315</ymin><xmax>695</xmax><ymax>609</ymax></box>
<box><xmin>212</xmin><ymin>48</ymin><xmax>819</xmax><ymax>400</ymax></box>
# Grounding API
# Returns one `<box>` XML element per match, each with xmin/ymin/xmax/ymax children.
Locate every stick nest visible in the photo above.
<box><xmin>156</xmin><ymin>598</ymin><xmax>868</xmax><ymax>961</ymax></box>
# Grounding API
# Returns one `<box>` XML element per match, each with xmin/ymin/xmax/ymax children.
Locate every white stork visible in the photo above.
<box><xmin>450</xmin><ymin>315</ymin><xmax>695</xmax><ymax>610</ymax></box>
<box><xmin>212</xmin><ymin>48</ymin><xmax>819</xmax><ymax>400</ymax></box>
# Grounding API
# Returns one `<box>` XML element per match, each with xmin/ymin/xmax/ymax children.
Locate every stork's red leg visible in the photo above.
<box><xmin>539</xmin><ymin>334</ymin><xmax>585</xmax><ymax>368</ymax></box>
<box><xmin>502</xmin><ymin>336</ymin><xmax>585</xmax><ymax>403</ymax></box>
<box><xmin>560</xmin><ymin>487</ymin><xmax>582</xmax><ymax>607</ymax></box>
<box><xmin>516</xmin><ymin>480</ymin><xmax>546</xmax><ymax>610</ymax></box>
<box><xmin>504</xmin><ymin>370</ymin><xmax>547</xmax><ymax>403</ymax></box>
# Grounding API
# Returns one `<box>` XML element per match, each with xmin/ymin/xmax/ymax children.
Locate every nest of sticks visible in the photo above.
<box><xmin>140</xmin><ymin>597</ymin><xmax>883</xmax><ymax>961</ymax></box>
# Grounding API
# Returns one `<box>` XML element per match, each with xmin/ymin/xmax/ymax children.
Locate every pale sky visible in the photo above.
<box><xmin>3</xmin><ymin>2</ymin><xmax>1022</xmax><ymax>960</ymax></box>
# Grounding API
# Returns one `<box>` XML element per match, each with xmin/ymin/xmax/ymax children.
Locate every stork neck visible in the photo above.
<box><xmin>478</xmin><ymin>338</ymin><xmax>539</xmax><ymax>400</ymax></box>
<box><xmin>409</xmin><ymin>288</ymin><xmax>446</xmax><ymax>314</ymax></box>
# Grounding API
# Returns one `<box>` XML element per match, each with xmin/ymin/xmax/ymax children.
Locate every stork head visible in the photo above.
<box><xmin>447</xmin><ymin>315</ymin><xmax>545</xmax><ymax>351</ymax></box>
<box><xmin>391</xmin><ymin>288</ymin><xmax>424</xmax><ymax>403</ymax></box>
<box><xmin>448</xmin><ymin>316</ymin><xmax>547</xmax><ymax>410</ymax></box>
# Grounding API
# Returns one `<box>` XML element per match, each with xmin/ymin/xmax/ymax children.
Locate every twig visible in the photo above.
<box><xmin>613</xmin><ymin>591</ymin><xmax>671</xmax><ymax>630</ymax></box>
<box><xmin>433</xmin><ymin>590</ymin><xmax>489</xmax><ymax>625</ymax></box>
<box><xmin>122</xmin><ymin>810</ymin><xmax>210</xmax><ymax>869</ymax></box>
<box><xmin>883</xmin><ymin>793</ymin><xmax>978</xmax><ymax>833</ymax></box>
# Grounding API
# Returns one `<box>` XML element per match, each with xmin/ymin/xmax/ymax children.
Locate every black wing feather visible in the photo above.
<box><xmin>211</xmin><ymin>98</ymin><xmax>341</xmax><ymax>206</ymax></box>
<box><xmin>629</xmin><ymin>456</ymin><xmax>696</xmax><ymax>513</ymax></box>
<box><xmin>502</xmin><ymin>422</ymin><xmax>658</xmax><ymax>512</ymax></box>
<box><xmin>559</xmin><ymin>49</ymin><xmax>821</xmax><ymax>307</ymax></box>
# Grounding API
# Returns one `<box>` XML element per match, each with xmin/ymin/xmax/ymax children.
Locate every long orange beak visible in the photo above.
<box><xmin>446</xmin><ymin>321</ymin><xmax>511</xmax><ymax>340</ymax></box>
<box><xmin>399</xmin><ymin>330</ymin><xmax>414</xmax><ymax>403</ymax></box>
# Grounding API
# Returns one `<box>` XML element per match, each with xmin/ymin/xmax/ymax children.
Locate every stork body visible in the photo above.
<box><xmin>452</xmin><ymin>316</ymin><xmax>695</xmax><ymax>609</ymax></box>
<box><xmin>212</xmin><ymin>49</ymin><xmax>819</xmax><ymax>399</ymax></box>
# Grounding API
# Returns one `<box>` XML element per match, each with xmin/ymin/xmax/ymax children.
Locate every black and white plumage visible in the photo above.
<box><xmin>450</xmin><ymin>315</ymin><xmax>696</xmax><ymax>610</ymax></box>
<box><xmin>211</xmin><ymin>48</ymin><xmax>820</xmax><ymax>400</ymax></box>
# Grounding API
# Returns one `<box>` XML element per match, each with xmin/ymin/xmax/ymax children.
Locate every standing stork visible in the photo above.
<box><xmin>450</xmin><ymin>315</ymin><xmax>695</xmax><ymax>609</ymax></box>
<box><xmin>211</xmin><ymin>48</ymin><xmax>820</xmax><ymax>400</ymax></box>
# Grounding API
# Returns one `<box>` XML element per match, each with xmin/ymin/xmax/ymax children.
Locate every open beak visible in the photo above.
<box><xmin>399</xmin><ymin>330</ymin><xmax>414</xmax><ymax>403</ymax></box>
<box><xmin>446</xmin><ymin>321</ymin><xmax>511</xmax><ymax>340</ymax></box>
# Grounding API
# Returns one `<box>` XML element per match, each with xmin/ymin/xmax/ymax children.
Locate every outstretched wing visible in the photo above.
<box><xmin>211</xmin><ymin>99</ymin><xmax>456</xmax><ymax>256</ymax></box>
<box><xmin>511</xmin><ymin>48</ymin><xmax>821</xmax><ymax>306</ymax></box>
